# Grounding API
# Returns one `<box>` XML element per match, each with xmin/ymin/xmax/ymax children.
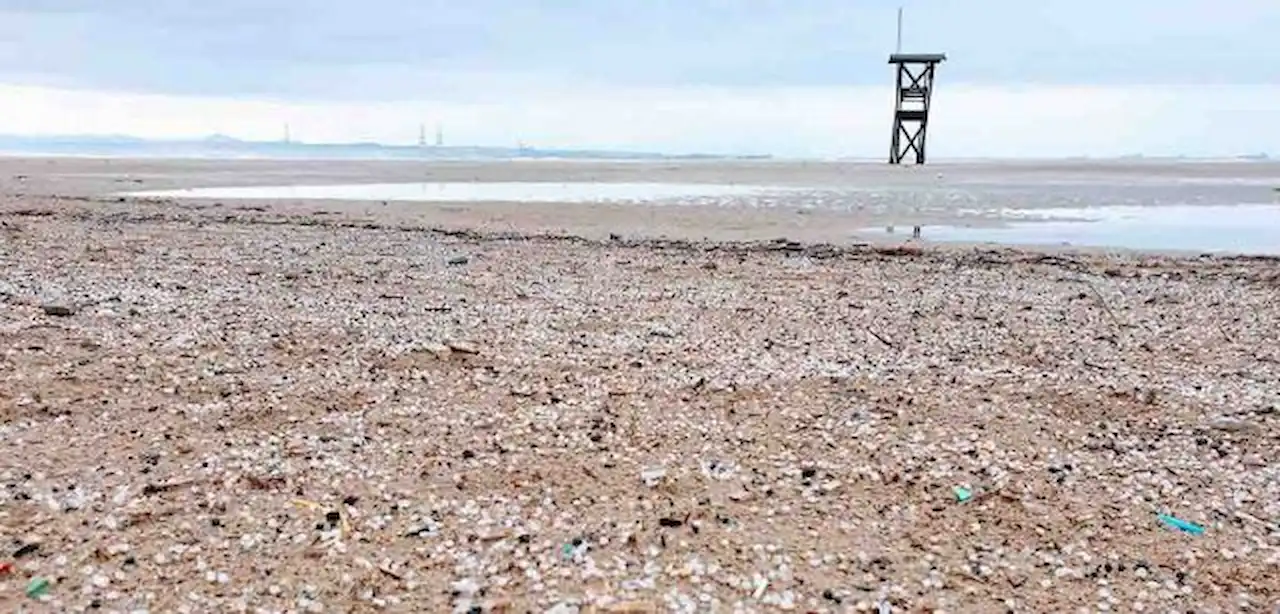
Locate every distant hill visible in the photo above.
<box><xmin>0</xmin><ymin>134</ymin><xmax>769</xmax><ymax>162</ymax></box>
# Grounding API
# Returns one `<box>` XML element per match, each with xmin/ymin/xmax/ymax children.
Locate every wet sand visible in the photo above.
<box><xmin>0</xmin><ymin>157</ymin><xmax>1278</xmax><ymax>612</ymax></box>
<box><xmin>4</xmin><ymin>156</ymin><xmax>1280</xmax><ymax>245</ymax></box>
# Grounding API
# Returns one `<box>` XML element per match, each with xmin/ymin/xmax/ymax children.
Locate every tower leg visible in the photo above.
<box><xmin>916</xmin><ymin>123</ymin><xmax>928</xmax><ymax>164</ymax></box>
<box><xmin>889</xmin><ymin>64</ymin><xmax>905</xmax><ymax>164</ymax></box>
<box><xmin>890</xmin><ymin>122</ymin><xmax>903</xmax><ymax>164</ymax></box>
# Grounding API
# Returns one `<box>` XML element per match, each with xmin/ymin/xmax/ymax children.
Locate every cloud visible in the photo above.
<box><xmin>0</xmin><ymin>0</ymin><xmax>1277</xmax><ymax>99</ymax></box>
<box><xmin>0</xmin><ymin>1</ymin><xmax>1275</xmax><ymax>156</ymax></box>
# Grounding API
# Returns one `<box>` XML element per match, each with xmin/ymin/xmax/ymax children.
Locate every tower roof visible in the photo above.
<box><xmin>888</xmin><ymin>53</ymin><xmax>947</xmax><ymax>64</ymax></box>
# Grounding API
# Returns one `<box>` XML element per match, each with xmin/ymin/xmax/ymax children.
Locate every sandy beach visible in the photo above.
<box><xmin>1</xmin><ymin>157</ymin><xmax>1278</xmax><ymax>612</ymax></box>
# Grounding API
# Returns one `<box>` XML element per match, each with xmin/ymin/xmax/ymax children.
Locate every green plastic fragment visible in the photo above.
<box><xmin>26</xmin><ymin>577</ymin><xmax>50</xmax><ymax>599</ymax></box>
<box><xmin>1158</xmin><ymin>513</ymin><xmax>1205</xmax><ymax>535</ymax></box>
<box><xmin>953</xmin><ymin>486</ymin><xmax>973</xmax><ymax>502</ymax></box>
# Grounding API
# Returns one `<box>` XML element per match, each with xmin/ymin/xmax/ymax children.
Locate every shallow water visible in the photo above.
<box><xmin>128</xmin><ymin>182</ymin><xmax>798</xmax><ymax>206</ymax></box>
<box><xmin>867</xmin><ymin>204</ymin><xmax>1280</xmax><ymax>254</ymax></box>
<box><xmin>127</xmin><ymin>180</ymin><xmax>1280</xmax><ymax>254</ymax></box>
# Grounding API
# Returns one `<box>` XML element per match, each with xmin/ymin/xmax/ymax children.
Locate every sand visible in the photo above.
<box><xmin>0</xmin><ymin>157</ymin><xmax>1277</xmax><ymax>613</ymax></box>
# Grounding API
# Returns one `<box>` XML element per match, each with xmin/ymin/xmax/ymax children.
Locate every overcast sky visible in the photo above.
<box><xmin>0</xmin><ymin>0</ymin><xmax>1277</xmax><ymax>157</ymax></box>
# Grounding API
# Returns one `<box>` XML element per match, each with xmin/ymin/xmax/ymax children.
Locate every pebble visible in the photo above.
<box><xmin>640</xmin><ymin>466</ymin><xmax>667</xmax><ymax>487</ymax></box>
<box><xmin>40</xmin><ymin>301</ymin><xmax>77</xmax><ymax>316</ymax></box>
<box><xmin>1206</xmin><ymin>416</ymin><xmax>1256</xmax><ymax>432</ymax></box>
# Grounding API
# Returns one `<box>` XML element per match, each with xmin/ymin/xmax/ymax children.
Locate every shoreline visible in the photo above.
<box><xmin>3</xmin><ymin>155</ymin><xmax>1277</xmax><ymax>256</ymax></box>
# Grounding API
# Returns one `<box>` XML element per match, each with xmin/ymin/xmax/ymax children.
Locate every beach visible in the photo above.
<box><xmin>1</xmin><ymin>157</ymin><xmax>1278</xmax><ymax>612</ymax></box>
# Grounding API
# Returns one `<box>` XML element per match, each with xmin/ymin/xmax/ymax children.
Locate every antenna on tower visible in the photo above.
<box><xmin>896</xmin><ymin>7</ymin><xmax>904</xmax><ymax>55</ymax></box>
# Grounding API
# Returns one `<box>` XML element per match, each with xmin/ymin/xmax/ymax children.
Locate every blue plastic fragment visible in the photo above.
<box><xmin>1158</xmin><ymin>513</ymin><xmax>1205</xmax><ymax>535</ymax></box>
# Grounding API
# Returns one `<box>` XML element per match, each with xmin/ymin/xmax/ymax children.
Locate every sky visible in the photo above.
<box><xmin>0</xmin><ymin>0</ymin><xmax>1277</xmax><ymax>158</ymax></box>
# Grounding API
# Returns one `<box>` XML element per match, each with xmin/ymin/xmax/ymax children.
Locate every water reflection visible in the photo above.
<box><xmin>126</xmin><ymin>182</ymin><xmax>1280</xmax><ymax>254</ymax></box>
<box><xmin>870</xmin><ymin>204</ymin><xmax>1280</xmax><ymax>254</ymax></box>
<box><xmin>128</xmin><ymin>182</ymin><xmax>795</xmax><ymax>205</ymax></box>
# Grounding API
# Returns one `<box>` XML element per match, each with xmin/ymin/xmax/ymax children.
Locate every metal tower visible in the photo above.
<box><xmin>888</xmin><ymin>53</ymin><xmax>945</xmax><ymax>165</ymax></box>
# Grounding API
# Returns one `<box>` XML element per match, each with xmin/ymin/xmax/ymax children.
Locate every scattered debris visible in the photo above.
<box><xmin>752</xmin><ymin>578</ymin><xmax>769</xmax><ymax>600</ymax></box>
<box><xmin>546</xmin><ymin>601</ymin><xmax>580</xmax><ymax>614</ymax></box>
<box><xmin>446</xmin><ymin>340</ymin><xmax>480</xmax><ymax>355</ymax></box>
<box><xmin>699</xmin><ymin>459</ymin><xmax>737</xmax><ymax>481</ymax></box>
<box><xmin>867</xmin><ymin>327</ymin><xmax>896</xmax><ymax>348</ymax></box>
<box><xmin>640</xmin><ymin>466</ymin><xmax>667</xmax><ymax>487</ymax></box>
<box><xmin>141</xmin><ymin>480</ymin><xmax>195</xmax><ymax>496</ymax></box>
<box><xmin>404</xmin><ymin>523</ymin><xmax>437</xmax><ymax>538</ymax></box>
<box><xmin>1234</xmin><ymin>510</ymin><xmax>1273</xmax><ymax>529</ymax></box>
<box><xmin>560</xmin><ymin>539</ymin><xmax>588</xmax><ymax>561</ymax></box>
<box><xmin>1206</xmin><ymin>416</ymin><xmax>1256</xmax><ymax>432</ymax></box>
<box><xmin>40</xmin><ymin>302</ymin><xmax>77</xmax><ymax>317</ymax></box>
<box><xmin>25</xmin><ymin>577</ymin><xmax>50</xmax><ymax>599</ymax></box>
<box><xmin>418</xmin><ymin>341</ymin><xmax>453</xmax><ymax>359</ymax></box>
<box><xmin>602</xmin><ymin>601</ymin><xmax>657</xmax><ymax>613</ymax></box>
<box><xmin>4</xmin><ymin>169</ymin><xmax>1279</xmax><ymax>611</ymax></box>
<box><xmin>1158</xmin><ymin>513</ymin><xmax>1205</xmax><ymax>535</ymax></box>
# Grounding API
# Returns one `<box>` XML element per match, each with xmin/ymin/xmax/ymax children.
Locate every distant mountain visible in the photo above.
<box><xmin>0</xmin><ymin>133</ymin><xmax>766</xmax><ymax>162</ymax></box>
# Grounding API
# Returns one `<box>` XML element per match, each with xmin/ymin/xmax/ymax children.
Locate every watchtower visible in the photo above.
<box><xmin>887</xmin><ymin>53</ymin><xmax>945</xmax><ymax>165</ymax></box>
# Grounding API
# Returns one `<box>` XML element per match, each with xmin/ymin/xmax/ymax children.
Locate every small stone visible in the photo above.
<box><xmin>1206</xmin><ymin>416</ymin><xmax>1255</xmax><ymax>432</ymax></box>
<box><xmin>604</xmin><ymin>600</ymin><xmax>658</xmax><ymax>614</ymax></box>
<box><xmin>41</xmin><ymin>302</ymin><xmax>77</xmax><ymax>317</ymax></box>
<box><xmin>649</xmin><ymin>326</ymin><xmax>676</xmax><ymax>339</ymax></box>
<box><xmin>640</xmin><ymin>466</ymin><xmax>667</xmax><ymax>487</ymax></box>
<box><xmin>451</xmin><ymin>577</ymin><xmax>481</xmax><ymax>596</ymax></box>
<box><xmin>419</xmin><ymin>341</ymin><xmax>452</xmax><ymax>359</ymax></box>
<box><xmin>545</xmin><ymin>602</ymin><xmax>580</xmax><ymax>614</ymax></box>
<box><xmin>447</xmin><ymin>340</ymin><xmax>480</xmax><ymax>355</ymax></box>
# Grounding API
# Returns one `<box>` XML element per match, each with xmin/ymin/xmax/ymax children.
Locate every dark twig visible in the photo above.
<box><xmin>1080</xmin><ymin>277</ymin><xmax>1123</xmax><ymax>332</ymax></box>
<box><xmin>867</xmin><ymin>328</ymin><xmax>896</xmax><ymax>348</ymax></box>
